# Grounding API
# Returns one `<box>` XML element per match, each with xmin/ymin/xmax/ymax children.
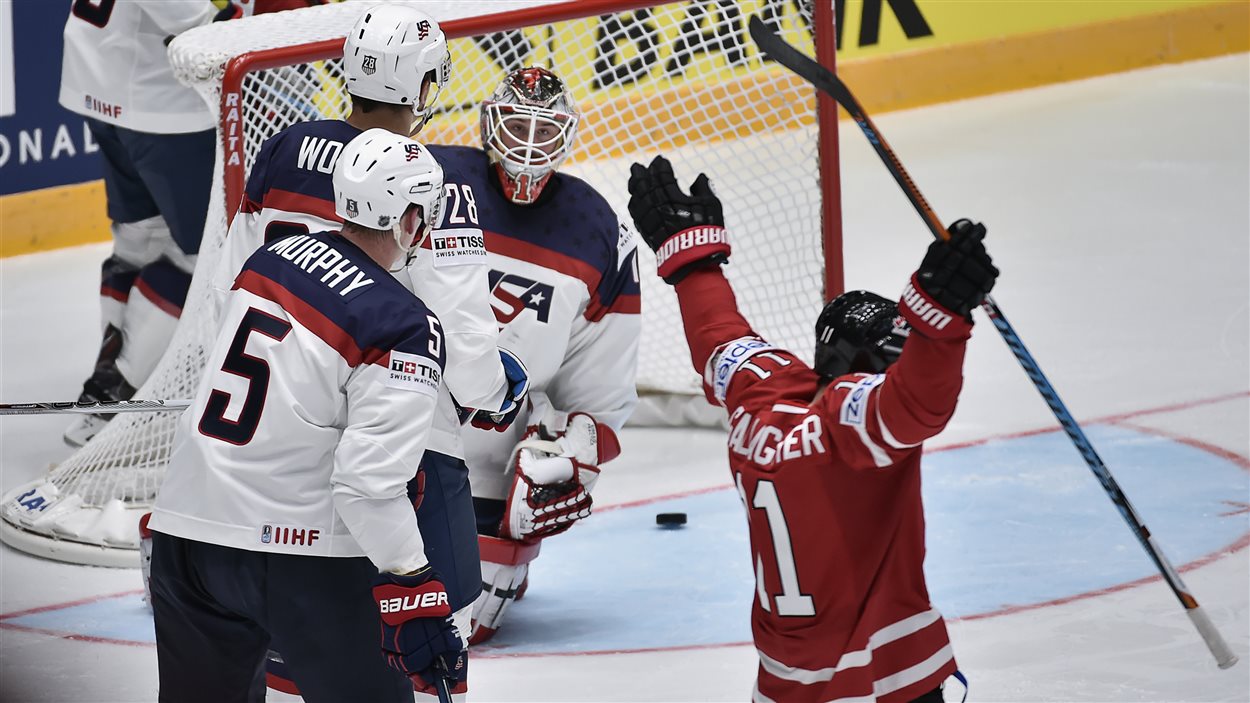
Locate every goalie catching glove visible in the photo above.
<box><xmin>500</xmin><ymin>412</ymin><xmax>621</xmax><ymax>541</ymax></box>
<box><xmin>627</xmin><ymin>155</ymin><xmax>730</xmax><ymax>284</ymax></box>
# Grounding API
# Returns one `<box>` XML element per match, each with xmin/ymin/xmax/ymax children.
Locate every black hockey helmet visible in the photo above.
<box><xmin>814</xmin><ymin>291</ymin><xmax>910</xmax><ymax>382</ymax></box>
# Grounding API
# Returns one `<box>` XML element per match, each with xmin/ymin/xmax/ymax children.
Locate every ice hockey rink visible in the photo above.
<box><xmin>2</xmin><ymin>53</ymin><xmax>1247</xmax><ymax>702</ymax></box>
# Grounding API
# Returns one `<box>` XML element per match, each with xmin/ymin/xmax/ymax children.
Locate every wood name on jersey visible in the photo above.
<box><xmin>297</xmin><ymin>136</ymin><xmax>345</xmax><ymax>174</ymax></box>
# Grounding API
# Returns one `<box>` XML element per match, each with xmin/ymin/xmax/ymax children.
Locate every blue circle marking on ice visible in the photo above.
<box><xmin>482</xmin><ymin>424</ymin><xmax>1247</xmax><ymax>655</ymax></box>
<box><xmin>3</xmin><ymin>425</ymin><xmax>1245</xmax><ymax>654</ymax></box>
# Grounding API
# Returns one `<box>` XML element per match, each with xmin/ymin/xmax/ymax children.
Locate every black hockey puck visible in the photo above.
<box><xmin>656</xmin><ymin>512</ymin><xmax>687</xmax><ymax>528</ymax></box>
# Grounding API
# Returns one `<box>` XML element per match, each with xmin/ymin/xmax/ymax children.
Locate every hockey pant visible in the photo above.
<box><xmin>149</xmin><ymin>531</ymin><xmax>414</xmax><ymax>703</ymax></box>
<box><xmin>88</xmin><ymin>117</ymin><xmax>213</xmax><ymax>389</ymax></box>
<box><xmin>266</xmin><ymin>450</ymin><xmax>482</xmax><ymax>698</ymax></box>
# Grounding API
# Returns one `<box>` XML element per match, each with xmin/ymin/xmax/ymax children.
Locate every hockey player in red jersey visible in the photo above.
<box><xmin>626</xmin><ymin>155</ymin><xmax>998</xmax><ymax>703</ymax></box>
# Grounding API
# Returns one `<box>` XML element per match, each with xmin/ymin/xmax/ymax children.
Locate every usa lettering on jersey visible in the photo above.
<box><xmin>384</xmin><ymin>351</ymin><xmax>441</xmax><ymax>395</ymax></box>
<box><xmin>267</xmin><ymin>235</ymin><xmax>374</xmax><ymax>298</ymax></box>
<box><xmin>488</xmin><ymin>269</ymin><xmax>555</xmax><ymax>324</ymax></box>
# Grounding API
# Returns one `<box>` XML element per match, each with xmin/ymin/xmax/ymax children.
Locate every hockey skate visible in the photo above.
<box><xmin>64</xmin><ymin>325</ymin><xmax>137</xmax><ymax>447</ymax></box>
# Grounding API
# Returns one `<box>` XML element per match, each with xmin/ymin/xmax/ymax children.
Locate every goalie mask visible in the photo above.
<box><xmin>481</xmin><ymin>67</ymin><xmax>580</xmax><ymax>205</ymax></box>
<box><xmin>333</xmin><ymin>129</ymin><xmax>444</xmax><ymax>270</ymax></box>
<box><xmin>343</xmin><ymin>5</ymin><xmax>451</xmax><ymax>129</ymax></box>
<box><xmin>814</xmin><ymin>291</ymin><xmax>911</xmax><ymax>382</ymax></box>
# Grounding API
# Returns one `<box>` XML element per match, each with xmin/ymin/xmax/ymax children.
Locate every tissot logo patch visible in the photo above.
<box><xmin>430</xmin><ymin>228</ymin><xmax>487</xmax><ymax>267</ymax></box>
<box><xmin>384</xmin><ymin>350</ymin><xmax>440</xmax><ymax>395</ymax></box>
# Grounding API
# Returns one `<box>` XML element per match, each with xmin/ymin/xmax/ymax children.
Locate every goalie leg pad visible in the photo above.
<box><xmin>469</xmin><ymin>536</ymin><xmax>541</xmax><ymax>645</ymax></box>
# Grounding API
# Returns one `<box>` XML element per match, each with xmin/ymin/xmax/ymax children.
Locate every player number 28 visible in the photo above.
<box><xmin>444</xmin><ymin>184</ymin><xmax>478</xmax><ymax>225</ymax></box>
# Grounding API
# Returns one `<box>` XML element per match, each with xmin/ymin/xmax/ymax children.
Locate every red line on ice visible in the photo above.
<box><xmin>2</xmin><ymin>390</ymin><xmax>1244</xmax><ymax>654</ymax></box>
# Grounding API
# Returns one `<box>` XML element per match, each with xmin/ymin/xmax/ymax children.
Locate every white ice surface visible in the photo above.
<box><xmin>2</xmin><ymin>55</ymin><xmax>1248</xmax><ymax>702</ymax></box>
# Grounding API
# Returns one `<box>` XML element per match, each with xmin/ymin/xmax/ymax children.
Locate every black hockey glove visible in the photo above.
<box><xmin>627</xmin><ymin>155</ymin><xmax>730</xmax><ymax>284</ymax></box>
<box><xmin>373</xmin><ymin>567</ymin><xmax>466</xmax><ymax>687</ymax></box>
<box><xmin>913</xmin><ymin>219</ymin><xmax>999</xmax><ymax>321</ymax></box>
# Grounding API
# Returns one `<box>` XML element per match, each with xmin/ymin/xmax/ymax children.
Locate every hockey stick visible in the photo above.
<box><xmin>747</xmin><ymin>15</ymin><xmax>1238</xmax><ymax>670</ymax></box>
<box><xmin>432</xmin><ymin>669</ymin><xmax>454</xmax><ymax>703</ymax></box>
<box><xmin>0</xmin><ymin>399</ymin><xmax>191</xmax><ymax>415</ymax></box>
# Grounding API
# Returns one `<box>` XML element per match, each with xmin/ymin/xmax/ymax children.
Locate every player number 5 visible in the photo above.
<box><xmin>72</xmin><ymin>0</ymin><xmax>116</xmax><ymax>27</ymax></box>
<box><xmin>426</xmin><ymin>315</ymin><xmax>442</xmax><ymax>359</ymax></box>
<box><xmin>198</xmin><ymin>308</ymin><xmax>292</xmax><ymax>445</ymax></box>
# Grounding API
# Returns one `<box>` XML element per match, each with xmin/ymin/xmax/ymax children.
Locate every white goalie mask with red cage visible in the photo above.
<box><xmin>480</xmin><ymin>67</ymin><xmax>581</xmax><ymax>205</ymax></box>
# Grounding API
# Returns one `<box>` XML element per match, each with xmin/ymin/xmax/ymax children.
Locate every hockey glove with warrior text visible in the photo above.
<box><xmin>627</xmin><ymin>155</ymin><xmax>730</xmax><ymax>283</ymax></box>
<box><xmin>470</xmin><ymin>348</ymin><xmax>531</xmax><ymax>432</ymax></box>
<box><xmin>373</xmin><ymin>567</ymin><xmax>467</xmax><ymax>687</ymax></box>
<box><xmin>902</xmin><ymin>219</ymin><xmax>999</xmax><ymax>338</ymax></box>
<box><xmin>501</xmin><ymin>412</ymin><xmax>621</xmax><ymax>541</ymax></box>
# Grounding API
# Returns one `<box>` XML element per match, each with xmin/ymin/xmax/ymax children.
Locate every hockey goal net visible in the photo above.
<box><xmin>0</xmin><ymin>0</ymin><xmax>840</xmax><ymax>566</ymax></box>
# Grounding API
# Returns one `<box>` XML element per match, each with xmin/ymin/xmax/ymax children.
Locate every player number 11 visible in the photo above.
<box><xmin>744</xmin><ymin>477</ymin><xmax>816</xmax><ymax>617</ymax></box>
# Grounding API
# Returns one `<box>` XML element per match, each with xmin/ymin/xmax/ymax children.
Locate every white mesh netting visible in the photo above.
<box><xmin>1</xmin><ymin>0</ymin><xmax>833</xmax><ymax>564</ymax></box>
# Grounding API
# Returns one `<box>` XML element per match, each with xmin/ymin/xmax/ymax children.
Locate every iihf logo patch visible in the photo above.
<box><xmin>361</xmin><ymin>55</ymin><xmax>377</xmax><ymax>75</ymax></box>
<box><xmin>345</xmin><ymin>198</ymin><xmax>358</xmax><ymax>218</ymax></box>
<box><xmin>260</xmin><ymin>525</ymin><xmax>273</xmax><ymax>544</ymax></box>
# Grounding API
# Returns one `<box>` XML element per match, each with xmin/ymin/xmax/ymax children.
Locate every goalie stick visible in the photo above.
<box><xmin>0</xmin><ymin>399</ymin><xmax>191</xmax><ymax>415</ymax></box>
<box><xmin>746</xmin><ymin>15</ymin><xmax>1238</xmax><ymax>670</ymax></box>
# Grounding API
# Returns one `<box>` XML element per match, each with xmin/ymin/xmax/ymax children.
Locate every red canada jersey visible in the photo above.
<box><xmin>672</xmin><ymin>268</ymin><xmax>971</xmax><ymax>703</ymax></box>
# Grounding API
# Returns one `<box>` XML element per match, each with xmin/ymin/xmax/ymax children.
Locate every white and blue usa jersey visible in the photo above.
<box><xmin>152</xmin><ymin>231</ymin><xmax>445</xmax><ymax>575</ymax></box>
<box><xmin>426</xmin><ymin>146</ymin><xmax>642</xmax><ymax>500</ymax></box>
<box><xmin>212</xmin><ymin>120</ymin><xmax>510</xmax><ymax>459</ymax></box>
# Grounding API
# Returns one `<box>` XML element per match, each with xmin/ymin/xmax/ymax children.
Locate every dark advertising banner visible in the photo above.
<box><xmin>0</xmin><ymin>1</ymin><xmax>102</xmax><ymax>196</ymax></box>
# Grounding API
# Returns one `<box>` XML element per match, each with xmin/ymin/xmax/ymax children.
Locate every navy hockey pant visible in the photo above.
<box><xmin>87</xmin><ymin>118</ymin><xmax>215</xmax><ymax>256</ymax></box>
<box><xmin>150</xmin><ymin>532</ymin><xmax>413</xmax><ymax>703</ymax></box>
<box><xmin>264</xmin><ymin>450</ymin><xmax>483</xmax><ymax>694</ymax></box>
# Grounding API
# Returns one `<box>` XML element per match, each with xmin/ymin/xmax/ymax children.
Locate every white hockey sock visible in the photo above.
<box><xmin>116</xmin><ymin>257</ymin><xmax>193</xmax><ymax>387</ymax></box>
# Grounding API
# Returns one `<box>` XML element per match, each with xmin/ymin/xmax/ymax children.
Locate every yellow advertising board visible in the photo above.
<box><xmin>834</xmin><ymin>0</ymin><xmax>1234</xmax><ymax>58</ymax></box>
<box><xmin>3</xmin><ymin>0</ymin><xmax>1247</xmax><ymax>256</ymax></box>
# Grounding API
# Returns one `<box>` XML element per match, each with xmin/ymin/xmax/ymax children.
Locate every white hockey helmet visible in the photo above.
<box><xmin>342</xmin><ymin>5</ymin><xmax>451</xmax><ymax>126</ymax></box>
<box><xmin>481</xmin><ymin>67</ymin><xmax>580</xmax><ymax>205</ymax></box>
<box><xmin>333</xmin><ymin>128</ymin><xmax>444</xmax><ymax>266</ymax></box>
